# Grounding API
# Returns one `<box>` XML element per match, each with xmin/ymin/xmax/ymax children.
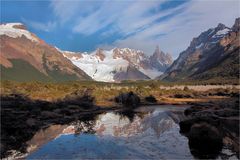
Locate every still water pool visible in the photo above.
<box><xmin>25</xmin><ymin>105</ymin><xmax>236</xmax><ymax>159</ymax></box>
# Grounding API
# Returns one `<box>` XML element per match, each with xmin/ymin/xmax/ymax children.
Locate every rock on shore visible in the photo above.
<box><xmin>179</xmin><ymin>100</ymin><xmax>239</xmax><ymax>159</ymax></box>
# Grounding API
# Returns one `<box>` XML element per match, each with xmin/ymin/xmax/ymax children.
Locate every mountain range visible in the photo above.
<box><xmin>62</xmin><ymin>46</ymin><xmax>172</xmax><ymax>82</ymax></box>
<box><xmin>0</xmin><ymin>17</ymin><xmax>239</xmax><ymax>83</ymax></box>
<box><xmin>160</xmin><ymin>17</ymin><xmax>240</xmax><ymax>83</ymax></box>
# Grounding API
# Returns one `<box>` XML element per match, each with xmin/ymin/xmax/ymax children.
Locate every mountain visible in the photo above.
<box><xmin>62</xmin><ymin>47</ymin><xmax>173</xmax><ymax>82</ymax></box>
<box><xmin>160</xmin><ymin>18</ymin><xmax>240</xmax><ymax>83</ymax></box>
<box><xmin>0</xmin><ymin>23</ymin><xmax>92</xmax><ymax>82</ymax></box>
<box><xmin>149</xmin><ymin>46</ymin><xmax>173</xmax><ymax>72</ymax></box>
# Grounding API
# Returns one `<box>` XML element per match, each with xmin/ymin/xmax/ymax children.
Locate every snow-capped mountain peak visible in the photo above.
<box><xmin>212</xmin><ymin>28</ymin><xmax>230</xmax><ymax>38</ymax></box>
<box><xmin>62</xmin><ymin>48</ymin><xmax>129</xmax><ymax>82</ymax></box>
<box><xmin>0</xmin><ymin>23</ymin><xmax>39</xmax><ymax>42</ymax></box>
<box><xmin>61</xmin><ymin>47</ymin><xmax>173</xmax><ymax>82</ymax></box>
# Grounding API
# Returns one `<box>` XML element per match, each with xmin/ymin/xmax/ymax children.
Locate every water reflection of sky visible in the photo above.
<box><xmin>27</xmin><ymin>106</ymin><xmax>193</xmax><ymax>159</ymax></box>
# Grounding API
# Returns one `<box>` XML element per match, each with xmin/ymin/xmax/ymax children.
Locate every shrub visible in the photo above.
<box><xmin>59</xmin><ymin>89</ymin><xmax>95</xmax><ymax>108</ymax></box>
<box><xmin>183</xmin><ymin>86</ymin><xmax>190</xmax><ymax>91</ymax></box>
<box><xmin>174</xmin><ymin>93</ymin><xmax>193</xmax><ymax>98</ymax></box>
<box><xmin>115</xmin><ymin>91</ymin><xmax>140</xmax><ymax>108</ymax></box>
<box><xmin>149</xmin><ymin>83</ymin><xmax>157</xmax><ymax>89</ymax></box>
<box><xmin>145</xmin><ymin>95</ymin><xmax>157</xmax><ymax>103</ymax></box>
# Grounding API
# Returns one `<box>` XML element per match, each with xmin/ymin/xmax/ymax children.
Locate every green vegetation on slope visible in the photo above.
<box><xmin>0</xmin><ymin>59</ymin><xmax>83</xmax><ymax>82</ymax></box>
<box><xmin>191</xmin><ymin>50</ymin><xmax>240</xmax><ymax>84</ymax></box>
<box><xmin>42</xmin><ymin>54</ymin><xmax>81</xmax><ymax>82</ymax></box>
<box><xmin>46</xmin><ymin>66</ymin><xmax>80</xmax><ymax>82</ymax></box>
<box><xmin>0</xmin><ymin>59</ymin><xmax>51</xmax><ymax>82</ymax></box>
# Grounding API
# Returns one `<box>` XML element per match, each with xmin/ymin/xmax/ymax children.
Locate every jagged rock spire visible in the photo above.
<box><xmin>232</xmin><ymin>17</ymin><xmax>240</xmax><ymax>31</ymax></box>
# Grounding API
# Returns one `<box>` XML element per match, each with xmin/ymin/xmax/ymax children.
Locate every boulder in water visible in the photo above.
<box><xmin>188</xmin><ymin>123</ymin><xmax>223</xmax><ymax>159</ymax></box>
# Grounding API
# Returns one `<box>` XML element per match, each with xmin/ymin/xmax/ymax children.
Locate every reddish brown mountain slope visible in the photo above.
<box><xmin>0</xmin><ymin>23</ymin><xmax>91</xmax><ymax>82</ymax></box>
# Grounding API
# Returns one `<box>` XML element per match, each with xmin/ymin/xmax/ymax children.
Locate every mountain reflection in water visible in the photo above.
<box><xmin>26</xmin><ymin>105</ymin><xmax>194</xmax><ymax>159</ymax></box>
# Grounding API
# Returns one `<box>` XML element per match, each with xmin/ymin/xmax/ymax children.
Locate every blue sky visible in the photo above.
<box><xmin>1</xmin><ymin>0</ymin><xmax>239</xmax><ymax>58</ymax></box>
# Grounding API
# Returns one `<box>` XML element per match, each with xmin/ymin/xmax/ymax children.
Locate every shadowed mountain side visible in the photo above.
<box><xmin>114</xmin><ymin>66</ymin><xmax>150</xmax><ymax>81</ymax></box>
<box><xmin>160</xmin><ymin>18</ymin><xmax>240</xmax><ymax>84</ymax></box>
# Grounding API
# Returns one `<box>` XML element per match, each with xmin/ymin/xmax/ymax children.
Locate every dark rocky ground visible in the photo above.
<box><xmin>179</xmin><ymin>98</ymin><xmax>239</xmax><ymax>159</ymax></box>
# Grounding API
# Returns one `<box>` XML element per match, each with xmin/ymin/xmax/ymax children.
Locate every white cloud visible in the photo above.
<box><xmin>49</xmin><ymin>0</ymin><xmax>182</xmax><ymax>43</ymax></box>
<box><xmin>72</xmin><ymin>1</ymin><xmax>126</xmax><ymax>35</ymax></box>
<box><xmin>50</xmin><ymin>0</ymin><xmax>101</xmax><ymax>24</ymax></box>
<box><xmin>22</xmin><ymin>18</ymin><xmax>57</xmax><ymax>32</ymax></box>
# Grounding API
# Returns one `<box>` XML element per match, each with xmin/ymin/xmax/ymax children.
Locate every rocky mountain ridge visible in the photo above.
<box><xmin>160</xmin><ymin>17</ymin><xmax>240</xmax><ymax>83</ymax></box>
